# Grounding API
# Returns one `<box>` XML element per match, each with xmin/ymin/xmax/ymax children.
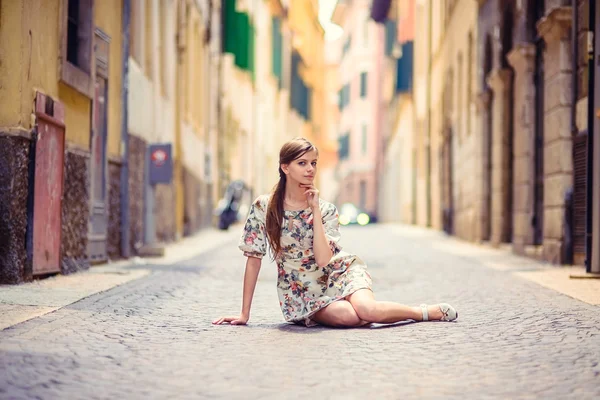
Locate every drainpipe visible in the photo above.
<box><xmin>425</xmin><ymin>0</ymin><xmax>432</xmax><ymax>227</ymax></box>
<box><xmin>585</xmin><ymin>0</ymin><xmax>596</xmax><ymax>273</ymax></box>
<box><xmin>571</xmin><ymin>0</ymin><xmax>578</xmax><ymax>140</ymax></box>
<box><xmin>120</xmin><ymin>0</ymin><xmax>131</xmax><ymax>258</ymax></box>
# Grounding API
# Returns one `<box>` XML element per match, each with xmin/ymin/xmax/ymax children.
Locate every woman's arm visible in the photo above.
<box><xmin>240</xmin><ymin>256</ymin><xmax>262</xmax><ymax>318</ymax></box>
<box><xmin>212</xmin><ymin>256</ymin><xmax>262</xmax><ymax>325</ymax></box>
<box><xmin>303</xmin><ymin>184</ymin><xmax>334</xmax><ymax>267</ymax></box>
<box><xmin>312</xmin><ymin>207</ymin><xmax>334</xmax><ymax>267</ymax></box>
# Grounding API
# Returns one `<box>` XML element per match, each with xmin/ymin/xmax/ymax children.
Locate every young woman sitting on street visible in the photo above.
<box><xmin>213</xmin><ymin>137</ymin><xmax>458</xmax><ymax>328</ymax></box>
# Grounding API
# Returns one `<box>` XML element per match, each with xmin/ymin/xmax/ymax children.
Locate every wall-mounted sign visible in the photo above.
<box><xmin>149</xmin><ymin>144</ymin><xmax>173</xmax><ymax>184</ymax></box>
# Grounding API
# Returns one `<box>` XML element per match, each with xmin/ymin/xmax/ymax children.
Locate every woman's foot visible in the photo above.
<box><xmin>418</xmin><ymin>303</ymin><xmax>458</xmax><ymax>322</ymax></box>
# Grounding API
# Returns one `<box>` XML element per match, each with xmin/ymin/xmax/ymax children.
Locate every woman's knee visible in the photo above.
<box><xmin>314</xmin><ymin>300</ymin><xmax>364</xmax><ymax>327</ymax></box>
<box><xmin>334</xmin><ymin>302</ymin><xmax>362</xmax><ymax>327</ymax></box>
<box><xmin>352</xmin><ymin>301</ymin><xmax>379</xmax><ymax>322</ymax></box>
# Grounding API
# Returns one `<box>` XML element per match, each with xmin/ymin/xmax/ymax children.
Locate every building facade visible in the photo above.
<box><xmin>475</xmin><ymin>0</ymin><xmax>594</xmax><ymax>265</ymax></box>
<box><xmin>0</xmin><ymin>0</ymin><xmax>223</xmax><ymax>283</ymax></box>
<box><xmin>219</xmin><ymin>0</ymin><xmax>333</xmax><ymax>199</ymax></box>
<box><xmin>376</xmin><ymin>0</ymin><xmax>416</xmax><ymax>224</ymax></box>
<box><xmin>332</xmin><ymin>0</ymin><xmax>385</xmax><ymax>217</ymax></box>
<box><xmin>384</xmin><ymin>0</ymin><xmax>599</xmax><ymax>271</ymax></box>
<box><xmin>0</xmin><ymin>0</ymin><xmax>126</xmax><ymax>282</ymax></box>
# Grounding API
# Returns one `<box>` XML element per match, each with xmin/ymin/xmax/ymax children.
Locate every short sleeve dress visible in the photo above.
<box><xmin>239</xmin><ymin>194</ymin><xmax>372</xmax><ymax>327</ymax></box>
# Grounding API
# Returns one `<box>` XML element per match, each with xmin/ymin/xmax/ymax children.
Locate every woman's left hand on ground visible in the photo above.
<box><xmin>302</xmin><ymin>184</ymin><xmax>320</xmax><ymax>210</ymax></box>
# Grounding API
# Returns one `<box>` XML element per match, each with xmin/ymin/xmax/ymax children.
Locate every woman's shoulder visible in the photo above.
<box><xmin>253</xmin><ymin>194</ymin><xmax>271</xmax><ymax>210</ymax></box>
<box><xmin>318</xmin><ymin>198</ymin><xmax>338</xmax><ymax>213</ymax></box>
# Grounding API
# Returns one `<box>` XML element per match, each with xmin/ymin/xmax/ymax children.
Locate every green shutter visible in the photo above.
<box><xmin>272</xmin><ymin>17</ymin><xmax>283</xmax><ymax>87</ymax></box>
<box><xmin>223</xmin><ymin>0</ymin><xmax>255</xmax><ymax>78</ymax></box>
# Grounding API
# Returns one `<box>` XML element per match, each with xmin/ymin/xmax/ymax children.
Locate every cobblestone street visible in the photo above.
<box><xmin>1</xmin><ymin>224</ymin><xmax>599</xmax><ymax>399</ymax></box>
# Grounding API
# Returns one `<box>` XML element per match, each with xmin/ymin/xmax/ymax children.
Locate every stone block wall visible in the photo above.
<box><xmin>107</xmin><ymin>160</ymin><xmax>122</xmax><ymax>260</ymax></box>
<box><xmin>60</xmin><ymin>149</ymin><xmax>90</xmax><ymax>274</ymax></box>
<box><xmin>508</xmin><ymin>44</ymin><xmax>537</xmax><ymax>255</ymax></box>
<box><xmin>0</xmin><ymin>134</ymin><xmax>31</xmax><ymax>284</ymax></box>
<box><xmin>128</xmin><ymin>134</ymin><xmax>146</xmax><ymax>254</ymax></box>
<box><xmin>538</xmin><ymin>6</ymin><xmax>574</xmax><ymax>263</ymax></box>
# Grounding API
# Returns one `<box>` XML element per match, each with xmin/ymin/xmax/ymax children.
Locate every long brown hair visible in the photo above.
<box><xmin>266</xmin><ymin>137</ymin><xmax>318</xmax><ymax>257</ymax></box>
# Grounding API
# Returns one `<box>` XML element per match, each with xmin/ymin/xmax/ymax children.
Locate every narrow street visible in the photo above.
<box><xmin>1</xmin><ymin>224</ymin><xmax>599</xmax><ymax>399</ymax></box>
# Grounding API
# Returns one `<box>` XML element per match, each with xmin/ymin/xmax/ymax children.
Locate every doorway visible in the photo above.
<box><xmin>87</xmin><ymin>29</ymin><xmax>110</xmax><ymax>263</ymax></box>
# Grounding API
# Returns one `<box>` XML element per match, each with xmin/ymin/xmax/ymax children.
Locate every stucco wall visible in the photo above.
<box><xmin>0</xmin><ymin>0</ymin><xmax>122</xmax><ymax>148</ymax></box>
<box><xmin>95</xmin><ymin>0</ymin><xmax>124</xmax><ymax>158</ymax></box>
<box><xmin>181</xmin><ymin>122</ymin><xmax>206</xmax><ymax>180</ymax></box>
<box><xmin>0</xmin><ymin>1</ymin><xmax>60</xmax><ymax>128</ymax></box>
<box><xmin>58</xmin><ymin>84</ymin><xmax>92</xmax><ymax>150</ymax></box>
<box><xmin>128</xmin><ymin>66</ymin><xmax>174</xmax><ymax>145</ymax></box>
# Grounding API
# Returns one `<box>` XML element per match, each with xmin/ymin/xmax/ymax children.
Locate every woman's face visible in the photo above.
<box><xmin>282</xmin><ymin>149</ymin><xmax>318</xmax><ymax>185</ymax></box>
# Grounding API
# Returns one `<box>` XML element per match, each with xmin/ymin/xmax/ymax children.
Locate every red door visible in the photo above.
<box><xmin>32</xmin><ymin>92</ymin><xmax>65</xmax><ymax>275</ymax></box>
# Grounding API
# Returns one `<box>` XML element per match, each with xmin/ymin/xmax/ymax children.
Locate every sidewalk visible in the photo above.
<box><xmin>0</xmin><ymin>225</ymin><xmax>242</xmax><ymax>330</ymax></box>
<box><xmin>388</xmin><ymin>224</ymin><xmax>600</xmax><ymax>306</ymax></box>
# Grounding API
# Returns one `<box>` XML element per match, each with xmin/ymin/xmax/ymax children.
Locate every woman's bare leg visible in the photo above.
<box><xmin>346</xmin><ymin>289</ymin><xmax>444</xmax><ymax>324</ymax></box>
<box><xmin>311</xmin><ymin>300</ymin><xmax>371</xmax><ymax>328</ymax></box>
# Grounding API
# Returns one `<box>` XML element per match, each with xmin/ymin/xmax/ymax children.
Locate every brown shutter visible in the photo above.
<box><xmin>572</xmin><ymin>132</ymin><xmax>588</xmax><ymax>265</ymax></box>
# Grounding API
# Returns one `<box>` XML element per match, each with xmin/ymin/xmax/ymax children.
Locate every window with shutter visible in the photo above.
<box><xmin>59</xmin><ymin>0</ymin><xmax>94</xmax><ymax>97</ymax></box>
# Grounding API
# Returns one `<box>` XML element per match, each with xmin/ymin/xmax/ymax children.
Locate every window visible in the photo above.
<box><xmin>343</xmin><ymin>35</ymin><xmax>352</xmax><ymax>57</ymax></box>
<box><xmin>345</xmin><ymin>84</ymin><xmax>350</xmax><ymax>106</ymax></box>
<box><xmin>338</xmin><ymin>133</ymin><xmax>350</xmax><ymax>160</ymax></box>
<box><xmin>384</xmin><ymin>20</ymin><xmax>397</xmax><ymax>56</ymax></box>
<box><xmin>339</xmin><ymin>83</ymin><xmax>351</xmax><ymax>110</ymax></box>
<box><xmin>60</xmin><ymin>0</ymin><xmax>94</xmax><ymax>97</ymax></box>
<box><xmin>362</xmin><ymin>124</ymin><xmax>367</xmax><ymax>155</ymax></box>
<box><xmin>467</xmin><ymin>32</ymin><xmax>473</xmax><ymax>137</ymax></box>
<box><xmin>360</xmin><ymin>72</ymin><xmax>368</xmax><ymax>97</ymax></box>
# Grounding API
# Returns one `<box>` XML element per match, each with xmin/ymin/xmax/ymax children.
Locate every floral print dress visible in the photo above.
<box><xmin>239</xmin><ymin>194</ymin><xmax>372</xmax><ymax>327</ymax></box>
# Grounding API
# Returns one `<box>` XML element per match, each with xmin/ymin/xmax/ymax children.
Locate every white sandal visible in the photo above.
<box><xmin>420</xmin><ymin>303</ymin><xmax>458</xmax><ymax>322</ymax></box>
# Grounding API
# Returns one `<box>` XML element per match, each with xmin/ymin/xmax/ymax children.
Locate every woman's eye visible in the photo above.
<box><xmin>298</xmin><ymin>162</ymin><xmax>305</xmax><ymax>166</ymax></box>
<box><xmin>312</xmin><ymin>162</ymin><xmax>317</xmax><ymax>166</ymax></box>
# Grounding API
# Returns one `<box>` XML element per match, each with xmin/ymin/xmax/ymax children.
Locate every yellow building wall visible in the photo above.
<box><xmin>28</xmin><ymin>0</ymin><xmax>88</xmax><ymax>149</ymax></box>
<box><xmin>0</xmin><ymin>0</ymin><xmax>61</xmax><ymax>128</ymax></box>
<box><xmin>287</xmin><ymin>0</ymin><xmax>325</xmax><ymax>151</ymax></box>
<box><xmin>95</xmin><ymin>0</ymin><xmax>124</xmax><ymax>158</ymax></box>
<box><xmin>0</xmin><ymin>1</ymin><xmax>122</xmax><ymax>154</ymax></box>
<box><xmin>0</xmin><ymin>0</ymin><xmax>24</xmax><ymax>127</ymax></box>
<box><xmin>187</xmin><ymin>11</ymin><xmax>205</xmax><ymax>137</ymax></box>
<box><xmin>58</xmin><ymin>84</ymin><xmax>91</xmax><ymax>149</ymax></box>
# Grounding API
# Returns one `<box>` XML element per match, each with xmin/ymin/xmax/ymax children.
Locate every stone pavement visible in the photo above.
<box><xmin>0</xmin><ymin>227</ymin><xmax>241</xmax><ymax>330</ymax></box>
<box><xmin>1</xmin><ymin>224</ymin><xmax>599</xmax><ymax>399</ymax></box>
